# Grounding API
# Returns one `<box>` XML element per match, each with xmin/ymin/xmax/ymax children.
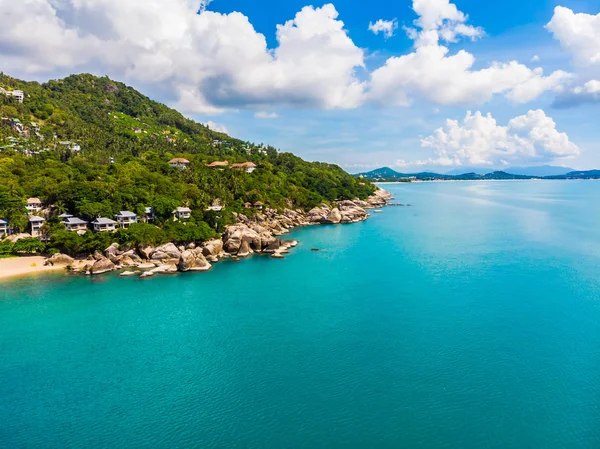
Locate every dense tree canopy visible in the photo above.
<box><xmin>0</xmin><ymin>73</ymin><xmax>375</xmax><ymax>247</ymax></box>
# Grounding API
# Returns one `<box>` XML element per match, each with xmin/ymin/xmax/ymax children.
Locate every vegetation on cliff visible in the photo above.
<box><xmin>0</xmin><ymin>73</ymin><xmax>375</xmax><ymax>254</ymax></box>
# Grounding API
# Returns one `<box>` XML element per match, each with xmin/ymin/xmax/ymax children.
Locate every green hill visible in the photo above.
<box><xmin>0</xmin><ymin>73</ymin><xmax>374</xmax><ymax>239</ymax></box>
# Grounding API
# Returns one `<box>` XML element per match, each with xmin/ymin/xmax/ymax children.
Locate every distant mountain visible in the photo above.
<box><xmin>356</xmin><ymin>167</ymin><xmax>406</xmax><ymax>178</ymax></box>
<box><xmin>445</xmin><ymin>167</ymin><xmax>492</xmax><ymax>176</ymax></box>
<box><xmin>504</xmin><ymin>165</ymin><xmax>575</xmax><ymax>177</ymax></box>
<box><xmin>355</xmin><ymin>166</ymin><xmax>600</xmax><ymax>182</ymax></box>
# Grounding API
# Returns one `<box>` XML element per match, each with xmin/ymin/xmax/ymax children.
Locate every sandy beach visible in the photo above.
<box><xmin>0</xmin><ymin>256</ymin><xmax>65</xmax><ymax>281</ymax></box>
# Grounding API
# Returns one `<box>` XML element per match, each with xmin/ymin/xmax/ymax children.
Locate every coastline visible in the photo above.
<box><xmin>1</xmin><ymin>189</ymin><xmax>393</xmax><ymax>282</ymax></box>
<box><xmin>0</xmin><ymin>256</ymin><xmax>66</xmax><ymax>281</ymax></box>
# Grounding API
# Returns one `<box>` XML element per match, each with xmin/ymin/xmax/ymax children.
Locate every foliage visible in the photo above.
<box><xmin>0</xmin><ymin>72</ymin><xmax>376</xmax><ymax>251</ymax></box>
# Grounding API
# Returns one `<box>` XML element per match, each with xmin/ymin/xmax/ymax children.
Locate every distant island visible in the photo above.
<box><xmin>354</xmin><ymin>167</ymin><xmax>600</xmax><ymax>182</ymax></box>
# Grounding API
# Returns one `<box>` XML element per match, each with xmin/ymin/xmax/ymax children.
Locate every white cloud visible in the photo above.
<box><xmin>418</xmin><ymin>110</ymin><xmax>580</xmax><ymax>166</ymax></box>
<box><xmin>546</xmin><ymin>7</ymin><xmax>600</xmax><ymax>67</ymax></box>
<box><xmin>205</xmin><ymin>121</ymin><xmax>229</xmax><ymax>134</ymax></box>
<box><xmin>368</xmin><ymin>19</ymin><xmax>398</xmax><ymax>39</ymax></box>
<box><xmin>0</xmin><ymin>1</ymin><xmax>365</xmax><ymax>113</ymax></box>
<box><xmin>368</xmin><ymin>0</ymin><xmax>570</xmax><ymax>107</ymax></box>
<box><xmin>255</xmin><ymin>111</ymin><xmax>280</xmax><ymax>119</ymax></box>
<box><xmin>554</xmin><ymin>79</ymin><xmax>600</xmax><ymax>106</ymax></box>
<box><xmin>531</xmin><ymin>55</ymin><xmax>540</xmax><ymax>62</ymax></box>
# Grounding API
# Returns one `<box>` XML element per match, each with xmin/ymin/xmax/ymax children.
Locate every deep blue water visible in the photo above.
<box><xmin>1</xmin><ymin>181</ymin><xmax>600</xmax><ymax>448</ymax></box>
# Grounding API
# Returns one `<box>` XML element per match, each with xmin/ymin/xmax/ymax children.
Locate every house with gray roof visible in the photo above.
<box><xmin>92</xmin><ymin>217</ymin><xmax>117</xmax><ymax>232</ymax></box>
<box><xmin>29</xmin><ymin>215</ymin><xmax>45</xmax><ymax>237</ymax></box>
<box><xmin>115</xmin><ymin>211</ymin><xmax>137</xmax><ymax>229</ymax></box>
<box><xmin>172</xmin><ymin>207</ymin><xmax>191</xmax><ymax>220</ymax></box>
<box><xmin>64</xmin><ymin>217</ymin><xmax>88</xmax><ymax>233</ymax></box>
<box><xmin>58</xmin><ymin>213</ymin><xmax>74</xmax><ymax>222</ymax></box>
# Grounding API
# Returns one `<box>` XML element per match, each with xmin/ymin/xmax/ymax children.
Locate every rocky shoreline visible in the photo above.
<box><xmin>44</xmin><ymin>189</ymin><xmax>392</xmax><ymax>279</ymax></box>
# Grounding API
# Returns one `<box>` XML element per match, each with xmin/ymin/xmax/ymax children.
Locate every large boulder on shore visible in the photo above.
<box><xmin>223</xmin><ymin>225</ymin><xmax>261</xmax><ymax>254</ymax></box>
<box><xmin>178</xmin><ymin>249</ymin><xmax>212</xmax><ymax>272</ymax></box>
<box><xmin>201</xmin><ymin>239</ymin><xmax>224</xmax><ymax>259</ymax></box>
<box><xmin>90</xmin><ymin>257</ymin><xmax>115</xmax><ymax>275</ymax></box>
<box><xmin>105</xmin><ymin>242</ymin><xmax>120</xmax><ymax>258</ymax></box>
<box><xmin>138</xmin><ymin>245</ymin><xmax>155</xmax><ymax>260</ymax></box>
<box><xmin>45</xmin><ymin>253</ymin><xmax>74</xmax><ymax>266</ymax></box>
<box><xmin>324</xmin><ymin>208</ymin><xmax>342</xmax><ymax>224</ymax></box>
<box><xmin>151</xmin><ymin>242</ymin><xmax>181</xmax><ymax>261</ymax></box>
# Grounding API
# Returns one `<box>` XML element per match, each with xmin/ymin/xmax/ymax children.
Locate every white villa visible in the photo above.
<box><xmin>115</xmin><ymin>211</ymin><xmax>137</xmax><ymax>229</ymax></box>
<box><xmin>92</xmin><ymin>217</ymin><xmax>117</xmax><ymax>232</ymax></box>
<box><xmin>26</xmin><ymin>198</ymin><xmax>42</xmax><ymax>213</ymax></box>
<box><xmin>64</xmin><ymin>217</ymin><xmax>88</xmax><ymax>233</ymax></box>
<box><xmin>1</xmin><ymin>88</ymin><xmax>24</xmax><ymax>103</ymax></box>
<box><xmin>144</xmin><ymin>207</ymin><xmax>155</xmax><ymax>223</ymax></box>
<box><xmin>58</xmin><ymin>213</ymin><xmax>73</xmax><ymax>222</ymax></box>
<box><xmin>29</xmin><ymin>215</ymin><xmax>45</xmax><ymax>237</ymax></box>
<box><xmin>168</xmin><ymin>158</ymin><xmax>190</xmax><ymax>169</ymax></box>
<box><xmin>172</xmin><ymin>207</ymin><xmax>192</xmax><ymax>220</ymax></box>
<box><xmin>0</xmin><ymin>219</ymin><xmax>8</xmax><ymax>236</ymax></box>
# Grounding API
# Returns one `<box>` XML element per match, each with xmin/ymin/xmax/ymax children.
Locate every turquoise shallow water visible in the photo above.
<box><xmin>1</xmin><ymin>181</ymin><xmax>600</xmax><ymax>448</ymax></box>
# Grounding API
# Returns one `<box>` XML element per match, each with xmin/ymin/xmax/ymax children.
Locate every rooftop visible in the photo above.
<box><xmin>93</xmin><ymin>217</ymin><xmax>117</xmax><ymax>225</ymax></box>
<box><xmin>231</xmin><ymin>162</ymin><xmax>257</xmax><ymax>168</ymax></box>
<box><xmin>29</xmin><ymin>216</ymin><xmax>45</xmax><ymax>223</ymax></box>
<box><xmin>58</xmin><ymin>213</ymin><xmax>73</xmax><ymax>218</ymax></box>
<box><xmin>206</xmin><ymin>161</ymin><xmax>229</xmax><ymax>167</ymax></box>
<box><xmin>116</xmin><ymin>211</ymin><xmax>137</xmax><ymax>218</ymax></box>
<box><xmin>169</xmin><ymin>158</ymin><xmax>190</xmax><ymax>164</ymax></box>
<box><xmin>27</xmin><ymin>197</ymin><xmax>41</xmax><ymax>204</ymax></box>
<box><xmin>65</xmin><ymin>217</ymin><xmax>88</xmax><ymax>225</ymax></box>
<box><xmin>173</xmin><ymin>207</ymin><xmax>192</xmax><ymax>213</ymax></box>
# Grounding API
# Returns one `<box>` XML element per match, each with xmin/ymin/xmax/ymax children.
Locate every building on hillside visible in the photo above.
<box><xmin>244</xmin><ymin>202</ymin><xmax>252</xmax><ymax>209</ymax></box>
<box><xmin>29</xmin><ymin>216</ymin><xmax>45</xmax><ymax>237</ymax></box>
<box><xmin>231</xmin><ymin>162</ymin><xmax>257</xmax><ymax>174</ymax></box>
<box><xmin>254</xmin><ymin>201</ymin><xmax>264</xmax><ymax>210</ymax></box>
<box><xmin>144</xmin><ymin>207</ymin><xmax>155</xmax><ymax>223</ymax></box>
<box><xmin>168</xmin><ymin>158</ymin><xmax>190</xmax><ymax>169</ymax></box>
<box><xmin>115</xmin><ymin>211</ymin><xmax>137</xmax><ymax>229</ymax></box>
<box><xmin>11</xmin><ymin>118</ymin><xmax>25</xmax><ymax>135</ymax></box>
<box><xmin>11</xmin><ymin>90</ymin><xmax>24</xmax><ymax>103</ymax></box>
<box><xmin>1</xmin><ymin>88</ymin><xmax>24</xmax><ymax>103</ymax></box>
<box><xmin>26</xmin><ymin>198</ymin><xmax>42</xmax><ymax>213</ymax></box>
<box><xmin>71</xmin><ymin>143</ymin><xmax>81</xmax><ymax>152</ymax></box>
<box><xmin>206</xmin><ymin>199</ymin><xmax>223</xmax><ymax>212</ymax></box>
<box><xmin>64</xmin><ymin>217</ymin><xmax>88</xmax><ymax>233</ymax></box>
<box><xmin>92</xmin><ymin>217</ymin><xmax>117</xmax><ymax>232</ymax></box>
<box><xmin>0</xmin><ymin>219</ymin><xmax>8</xmax><ymax>236</ymax></box>
<box><xmin>58</xmin><ymin>213</ymin><xmax>74</xmax><ymax>222</ymax></box>
<box><xmin>212</xmin><ymin>139</ymin><xmax>221</xmax><ymax>147</ymax></box>
<box><xmin>172</xmin><ymin>207</ymin><xmax>192</xmax><ymax>220</ymax></box>
<box><xmin>205</xmin><ymin>161</ymin><xmax>229</xmax><ymax>169</ymax></box>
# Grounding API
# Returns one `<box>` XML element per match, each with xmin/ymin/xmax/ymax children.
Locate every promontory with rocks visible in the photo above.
<box><xmin>42</xmin><ymin>189</ymin><xmax>392</xmax><ymax>279</ymax></box>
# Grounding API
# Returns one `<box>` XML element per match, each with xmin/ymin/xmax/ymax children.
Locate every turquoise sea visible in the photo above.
<box><xmin>1</xmin><ymin>181</ymin><xmax>600</xmax><ymax>448</ymax></box>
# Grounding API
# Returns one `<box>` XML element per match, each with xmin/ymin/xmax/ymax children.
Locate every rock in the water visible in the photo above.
<box><xmin>90</xmin><ymin>257</ymin><xmax>115</xmax><ymax>275</ymax></box>
<box><xmin>178</xmin><ymin>249</ymin><xmax>212</xmax><ymax>272</ymax></box>
<box><xmin>137</xmin><ymin>263</ymin><xmax>157</xmax><ymax>269</ymax></box>
<box><xmin>324</xmin><ymin>208</ymin><xmax>342</xmax><ymax>224</ymax></box>
<box><xmin>237</xmin><ymin>240</ymin><xmax>251</xmax><ymax>257</ymax></box>
<box><xmin>119</xmin><ymin>270</ymin><xmax>140</xmax><ymax>277</ymax></box>
<box><xmin>45</xmin><ymin>253</ymin><xmax>74</xmax><ymax>266</ymax></box>
<box><xmin>271</xmin><ymin>252</ymin><xmax>285</xmax><ymax>259</ymax></box>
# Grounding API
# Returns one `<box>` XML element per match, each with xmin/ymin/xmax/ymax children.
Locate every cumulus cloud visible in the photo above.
<box><xmin>0</xmin><ymin>1</ymin><xmax>365</xmax><ymax>113</ymax></box>
<box><xmin>531</xmin><ymin>55</ymin><xmax>540</xmax><ymax>62</ymax></box>
<box><xmin>0</xmin><ymin>0</ymin><xmax>575</xmax><ymax>113</ymax></box>
<box><xmin>419</xmin><ymin>110</ymin><xmax>580</xmax><ymax>166</ymax></box>
<box><xmin>546</xmin><ymin>7</ymin><xmax>600</xmax><ymax>67</ymax></box>
<box><xmin>368</xmin><ymin>0</ymin><xmax>570</xmax><ymax>106</ymax></box>
<box><xmin>368</xmin><ymin>19</ymin><xmax>398</xmax><ymax>39</ymax></box>
<box><xmin>553</xmin><ymin>79</ymin><xmax>600</xmax><ymax>107</ymax></box>
<box><xmin>205</xmin><ymin>121</ymin><xmax>229</xmax><ymax>134</ymax></box>
<box><xmin>255</xmin><ymin>111</ymin><xmax>280</xmax><ymax>119</ymax></box>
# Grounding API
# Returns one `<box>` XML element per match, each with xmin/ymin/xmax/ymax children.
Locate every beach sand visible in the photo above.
<box><xmin>0</xmin><ymin>256</ymin><xmax>65</xmax><ymax>281</ymax></box>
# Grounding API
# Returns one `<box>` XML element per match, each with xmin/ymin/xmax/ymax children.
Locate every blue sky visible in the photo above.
<box><xmin>2</xmin><ymin>0</ymin><xmax>600</xmax><ymax>172</ymax></box>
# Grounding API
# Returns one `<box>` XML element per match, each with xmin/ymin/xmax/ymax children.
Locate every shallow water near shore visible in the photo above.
<box><xmin>2</xmin><ymin>180</ymin><xmax>600</xmax><ymax>448</ymax></box>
